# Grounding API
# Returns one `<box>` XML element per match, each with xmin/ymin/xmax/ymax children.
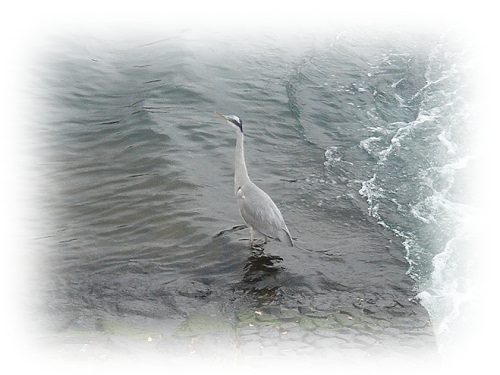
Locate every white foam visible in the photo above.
<box><xmin>438</xmin><ymin>129</ymin><xmax>457</xmax><ymax>155</ymax></box>
<box><xmin>359</xmin><ymin>174</ymin><xmax>397</xmax><ymax>224</ymax></box>
<box><xmin>417</xmin><ymin>212</ymin><xmax>476</xmax><ymax>348</ymax></box>
<box><xmin>356</xmin><ymin>37</ymin><xmax>476</xmax><ymax>363</ymax></box>
<box><xmin>359</xmin><ymin>137</ymin><xmax>382</xmax><ymax>158</ymax></box>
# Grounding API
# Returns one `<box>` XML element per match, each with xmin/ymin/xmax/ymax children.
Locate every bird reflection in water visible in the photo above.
<box><xmin>239</xmin><ymin>245</ymin><xmax>284</xmax><ymax>304</ymax></box>
<box><xmin>214</xmin><ymin>226</ymin><xmax>284</xmax><ymax>304</ymax></box>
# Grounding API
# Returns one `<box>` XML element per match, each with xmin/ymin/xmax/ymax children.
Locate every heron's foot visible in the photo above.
<box><xmin>250</xmin><ymin>238</ymin><xmax>267</xmax><ymax>249</ymax></box>
<box><xmin>251</xmin><ymin>242</ymin><xmax>265</xmax><ymax>251</ymax></box>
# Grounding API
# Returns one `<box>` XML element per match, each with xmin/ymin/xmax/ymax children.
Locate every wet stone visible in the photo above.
<box><xmin>384</xmin><ymin>327</ymin><xmax>402</xmax><ymax>336</ymax></box>
<box><xmin>261</xmin><ymin>337</ymin><xmax>280</xmax><ymax>348</ymax></box>
<box><xmin>260</xmin><ymin>305</ymin><xmax>281</xmax><ymax>315</ymax></box>
<box><xmin>258</xmin><ymin>325</ymin><xmax>281</xmax><ymax>339</ymax></box>
<box><xmin>336</xmin><ymin>332</ymin><xmax>355</xmax><ymax>343</ymax></box>
<box><xmin>303</xmin><ymin>333</ymin><xmax>320</xmax><ymax>344</ymax></box>
<box><xmin>279</xmin><ymin>322</ymin><xmax>300</xmax><ymax>331</ymax></box>
<box><xmin>314</xmin><ymin>328</ymin><xmax>339</xmax><ymax>338</ymax></box>
<box><xmin>333</xmin><ymin>313</ymin><xmax>355</xmax><ymax>326</ymax></box>
<box><xmin>238</xmin><ymin>333</ymin><xmax>261</xmax><ymax>343</ymax></box>
<box><xmin>255</xmin><ymin>312</ymin><xmax>277</xmax><ymax>324</ymax></box>
<box><xmin>304</xmin><ymin>310</ymin><xmax>331</xmax><ymax>318</ymax></box>
<box><xmin>280</xmin><ymin>330</ymin><xmax>304</xmax><ymax>342</ymax></box>
<box><xmin>177</xmin><ymin>281</ymin><xmax>212</xmax><ymax>299</ymax></box>
<box><xmin>354</xmin><ymin>333</ymin><xmax>378</xmax><ymax>346</ymax></box>
<box><xmin>298</xmin><ymin>306</ymin><xmax>315</xmax><ymax>315</ymax></box>
<box><xmin>298</xmin><ymin>318</ymin><xmax>317</xmax><ymax>331</ymax></box>
<box><xmin>238</xmin><ymin>325</ymin><xmax>259</xmax><ymax>336</ymax></box>
<box><xmin>362</xmin><ymin>305</ymin><xmax>378</xmax><ymax>315</ymax></box>
<box><xmin>376</xmin><ymin>333</ymin><xmax>402</xmax><ymax>348</ymax></box>
<box><xmin>172</xmin><ymin>313</ymin><xmax>234</xmax><ymax>339</ymax></box>
<box><xmin>279</xmin><ymin>309</ymin><xmax>301</xmax><ymax>322</ymax></box>
<box><xmin>372</xmin><ymin>317</ymin><xmax>391</xmax><ymax>329</ymax></box>
<box><xmin>311</xmin><ymin>299</ymin><xmax>333</xmax><ymax>311</ymax></box>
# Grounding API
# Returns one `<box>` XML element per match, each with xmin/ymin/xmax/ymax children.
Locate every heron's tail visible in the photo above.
<box><xmin>278</xmin><ymin>228</ymin><xmax>294</xmax><ymax>247</ymax></box>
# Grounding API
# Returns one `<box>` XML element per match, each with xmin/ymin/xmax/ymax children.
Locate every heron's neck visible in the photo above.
<box><xmin>234</xmin><ymin>129</ymin><xmax>250</xmax><ymax>193</ymax></box>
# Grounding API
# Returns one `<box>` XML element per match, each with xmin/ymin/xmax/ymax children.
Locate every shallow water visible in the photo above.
<box><xmin>24</xmin><ymin>28</ymin><xmax>472</xmax><ymax>362</ymax></box>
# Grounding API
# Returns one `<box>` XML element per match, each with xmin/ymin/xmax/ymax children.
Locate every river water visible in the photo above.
<box><xmin>22</xmin><ymin>28</ymin><xmax>474</xmax><ymax>368</ymax></box>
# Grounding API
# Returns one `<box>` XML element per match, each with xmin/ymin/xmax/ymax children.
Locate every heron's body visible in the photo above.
<box><xmin>216</xmin><ymin>112</ymin><xmax>293</xmax><ymax>247</ymax></box>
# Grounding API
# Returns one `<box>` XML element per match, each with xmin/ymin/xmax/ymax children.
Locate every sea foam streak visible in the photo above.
<box><xmin>356</xmin><ymin>38</ymin><xmax>474</xmax><ymax>351</ymax></box>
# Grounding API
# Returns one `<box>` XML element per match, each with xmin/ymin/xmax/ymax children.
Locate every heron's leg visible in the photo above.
<box><xmin>264</xmin><ymin>236</ymin><xmax>268</xmax><ymax>244</ymax></box>
<box><xmin>250</xmin><ymin>227</ymin><xmax>254</xmax><ymax>246</ymax></box>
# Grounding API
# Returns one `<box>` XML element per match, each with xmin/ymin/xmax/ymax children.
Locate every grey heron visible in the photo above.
<box><xmin>215</xmin><ymin>111</ymin><xmax>294</xmax><ymax>247</ymax></box>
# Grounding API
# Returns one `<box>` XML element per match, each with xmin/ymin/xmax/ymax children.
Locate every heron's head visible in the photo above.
<box><xmin>215</xmin><ymin>112</ymin><xmax>243</xmax><ymax>132</ymax></box>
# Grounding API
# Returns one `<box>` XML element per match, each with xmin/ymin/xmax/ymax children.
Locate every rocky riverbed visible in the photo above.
<box><xmin>38</xmin><ymin>287</ymin><xmax>437</xmax><ymax>369</ymax></box>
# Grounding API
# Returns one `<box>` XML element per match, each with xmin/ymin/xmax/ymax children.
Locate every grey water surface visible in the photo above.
<box><xmin>25</xmin><ymin>28</ymin><xmax>472</xmax><ymax>363</ymax></box>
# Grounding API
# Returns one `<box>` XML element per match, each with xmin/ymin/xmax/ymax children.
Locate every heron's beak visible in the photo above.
<box><xmin>215</xmin><ymin>111</ymin><xmax>228</xmax><ymax>120</ymax></box>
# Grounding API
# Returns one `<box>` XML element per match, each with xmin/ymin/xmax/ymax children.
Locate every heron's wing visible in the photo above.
<box><xmin>277</xmin><ymin>227</ymin><xmax>294</xmax><ymax>247</ymax></box>
<box><xmin>236</xmin><ymin>183</ymin><xmax>290</xmax><ymax>241</ymax></box>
